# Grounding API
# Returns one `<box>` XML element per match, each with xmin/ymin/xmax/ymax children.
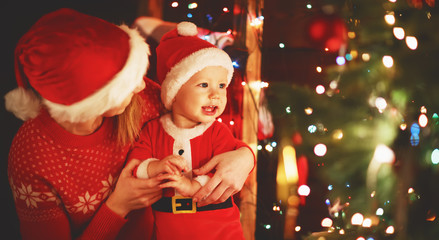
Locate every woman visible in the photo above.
<box><xmin>5</xmin><ymin>8</ymin><xmax>254</xmax><ymax>240</ymax></box>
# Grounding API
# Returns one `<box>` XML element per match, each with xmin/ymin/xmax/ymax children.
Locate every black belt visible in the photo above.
<box><xmin>152</xmin><ymin>196</ymin><xmax>233</xmax><ymax>214</ymax></box>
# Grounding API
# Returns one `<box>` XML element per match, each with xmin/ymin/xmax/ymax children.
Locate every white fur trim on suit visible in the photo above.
<box><xmin>5</xmin><ymin>25</ymin><xmax>150</xmax><ymax>122</ymax></box>
<box><xmin>136</xmin><ymin>158</ymin><xmax>159</xmax><ymax>179</ymax></box>
<box><xmin>159</xmin><ymin>114</ymin><xmax>213</xmax><ymax>141</ymax></box>
<box><xmin>160</xmin><ymin>47</ymin><xmax>234</xmax><ymax>110</ymax></box>
<box><xmin>193</xmin><ymin>175</ymin><xmax>211</xmax><ymax>187</ymax></box>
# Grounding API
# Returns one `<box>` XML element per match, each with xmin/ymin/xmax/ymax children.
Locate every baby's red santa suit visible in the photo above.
<box><xmin>129</xmin><ymin>21</ymin><xmax>246</xmax><ymax>240</ymax></box>
<box><xmin>133</xmin><ymin>21</ymin><xmax>234</xmax><ymax>182</ymax></box>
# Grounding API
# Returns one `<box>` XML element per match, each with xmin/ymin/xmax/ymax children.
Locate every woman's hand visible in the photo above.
<box><xmin>106</xmin><ymin>159</ymin><xmax>163</xmax><ymax>218</ymax></box>
<box><xmin>192</xmin><ymin>147</ymin><xmax>254</xmax><ymax>206</ymax></box>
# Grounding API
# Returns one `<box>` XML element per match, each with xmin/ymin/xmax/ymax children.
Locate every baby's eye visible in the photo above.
<box><xmin>198</xmin><ymin>83</ymin><xmax>208</xmax><ymax>88</ymax></box>
<box><xmin>219</xmin><ymin>83</ymin><xmax>226</xmax><ymax>89</ymax></box>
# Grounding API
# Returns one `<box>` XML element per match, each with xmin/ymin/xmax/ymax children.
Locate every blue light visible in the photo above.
<box><xmin>308</xmin><ymin>125</ymin><xmax>317</xmax><ymax>133</ymax></box>
<box><xmin>187</xmin><ymin>13</ymin><xmax>193</xmax><ymax>18</ymax></box>
<box><xmin>206</xmin><ymin>14</ymin><xmax>213</xmax><ymax>22</ymax></box>
<box><xmin>345</xmin><ymin>53</ymin><xmax>353</xmax><ymax>61</ymax></box>
<box><xmin>410</xmin><ymin>123</ymin><xmax>420</xmax><ymax>135</ymax></box>
<box><xmin>328</xmin><ymin>185</ymin><xmax>333</xmax><ymax>191</ymax></box>
<box><xmin>232</xmin><ymin>61</ymin><xmax>239</xmax><ymax>68</ymax></box>
<box><xmin>336</xmin><ymin>56</ymin><xmax>346</xmax><ymax>65</ymax></box>
<box><xmin>325</xmin><ymin>199</ymin><xmax>331</xmax><ymax>205</ymax></box>
<box><xmin>410</xmin><ymin>134</ymin><xmax>420</xmax><ymax>146</ymax></box>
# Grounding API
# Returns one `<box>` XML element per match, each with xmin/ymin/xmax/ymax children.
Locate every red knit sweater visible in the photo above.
<box><xmin>7</xmin><ymin>78</ymin><xmax>162</xmax><ymax>240</ymax></box>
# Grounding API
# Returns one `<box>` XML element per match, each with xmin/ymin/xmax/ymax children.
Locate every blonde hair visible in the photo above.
<box><xmin>113</xmin><ymin>94</ymin><xmax>144</xmax><ymax>146</ymax></box>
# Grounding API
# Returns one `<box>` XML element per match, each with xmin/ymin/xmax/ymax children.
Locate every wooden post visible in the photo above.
<box><xmin>234</xmin><ymin>0</ymin><xmax>263</xmax><ymax>239</ymax></box>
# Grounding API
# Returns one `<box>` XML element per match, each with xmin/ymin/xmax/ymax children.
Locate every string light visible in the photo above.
<box><xmin>376</xmin><ymin>208</ymin><xmax>384</xmax><ymax>216</ymax></box>
<box><xmin>362</xmin><ymin>218</ymin><xmax>372</xmax><ymax>227</ymax></box>
<box><xmin>279</xmin><ymin>43</ymin><xmax>285</xmax><ymax>48</ymax></box>
<box><xmin>314</xmin><ymin>143</ymin><xmax>327</xmax><ymax>157</ymax></box>
<box><xmin>351</xmin><ymin>213</ymin><xmax>364</xmax><ymax>225</ymax></box>
<box><xmin>308</xmin><ymin>125</ymin><xmax>317</xmax><ymax>133</ymax></box>
<box><xmin>431</xmin><ymin>149</ymin><xmax>439</xmax><ymax>164</ymax></box>
<box><xmin>348</xmin><ymin>31</ymin><xmax>356</xmax><ymax>39</ymax></box>
<box><xmin>375</xmin><ymin>97</ymin><xmax>387</xmax><ymax>112</ymax></box>
<box><xmin>304</xmin><ymin>107</ymin><xmax>313</xmax><ymax>115</ymax></box>
<box><xmin>362</xmin><ymin>53</ymin><xmax>371</xmax><ymax>62</ymax></box>
<box><xmin>336</xmin><ymin>56</ymin><xmax>346</xmax><ymax>65</ymax></box>
<box><xmin>385</xmin><ymin>226</ymin><xmax>395</xmax><ymax>234</ymax></box>
<box><xmin>188</xmin><ymin>2</ymin><xmax>198</xmax><ymax>9</ymax></box>
<box><xmin>316</xmin><ymin>85</ymin><xmax>325</xmax><ymax>94</ymax></box>
<box><xmin>382</xmin><ymin>55</ymin><xmax>394</xmax><ymax>68</ymax></box>
<box><xmin>223</xmin><ymin>7</ymin><xmax>229</xmax><ymax>13</ymax></box>
<box><xmin>297</xmin><ymin>185</ymin><xmax>311</xmax><ymax>196</ymax></box>
<box><xmin>400</xmin><ymin>123</ymin><xmax>407</xmax><ymax>130</ymax></box>
<box><xmin>384</xmin><ymin>12</ymin><xmax>396</xmax><ymax>25</ymax></box>
<box><xmin>321</xmin><ymin>218</ymin><xmax>333</xmax><ymax>227</ymax></box>
<box><xmin>316</xmin><ymin>66</ymin><xmax>322</xmax><ymax>73</ymax></box>
<box><xmin>418</xmin><ymin>114</ymin><xmax>428</xmax><ymax>127</ymax></box>
<box><xmin>406</xmin><ymin>36</ymin><xmax>418</xmax><ymax>50</ymax></box>
<box><xmin>171</xmin><ymin>1</ymin><xmax>179</xmax><ymax>8</ymax></box>
<box><xmin>393</xmin><ymin>27</ymin><xmax>405</xmax><ymax>40</ymax></box>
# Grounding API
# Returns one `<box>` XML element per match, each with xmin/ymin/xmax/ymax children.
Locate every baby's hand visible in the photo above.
<box><xmin>157</xmin><ymin>174</ymin><xmax>201</xmax><ymax>197</ymax></box>
<box><xmin>149</xmin><ymin>155</ymin><xmax>188</xmax><ymax>177</ymax></box>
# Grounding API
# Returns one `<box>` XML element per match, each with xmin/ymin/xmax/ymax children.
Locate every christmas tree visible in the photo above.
<box><xmin>263</xmin><ymin>0</ymin><xmax>439</xmax><ymax>239</ymax></box>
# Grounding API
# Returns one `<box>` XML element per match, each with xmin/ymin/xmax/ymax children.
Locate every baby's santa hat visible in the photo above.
<box><xmin>156</xmin><ymin>21</ymin><xmax>234</xmax><ymax>110</ymax></box>
<box><xmin>5</xmin><ymin>8</ymin><xmax>150</xmax><ymax>122</ymax></box>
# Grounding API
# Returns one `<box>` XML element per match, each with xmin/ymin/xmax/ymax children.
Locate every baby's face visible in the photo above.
<box><xmin>172</xmin><ymin>66</ymin><xmax>228</xmax><ymax>128</ymax></box>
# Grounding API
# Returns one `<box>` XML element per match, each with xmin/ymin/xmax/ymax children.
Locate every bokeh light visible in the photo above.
<box><xmin>406</xmin><ymin>36</ymin><xmax>418</xmax><ymax>50</ymax></box>
<box><xmin>393</xmin><ymin>27</ymin><xmax>405</xmax><ymax>40</ymax></box>
<box><xmin>314</xmin><ymin>143</ymin><xmax>327</xmax><ymax>157</ymax></box>
<box><xmin>382</xmin><ymin>55</ymin><xmax>394</xmax><ymax>68</ymax></box>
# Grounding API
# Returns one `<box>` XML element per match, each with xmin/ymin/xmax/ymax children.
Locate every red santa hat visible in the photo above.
<box><xmin>4</xmin><ymin>8</ymin><xmax>150</xmax><ymax>122</ymax></box>
<box><xmin>156</xmin><ymin>21</ymin><xmax>234</xmax><ymax>110</ymax></box>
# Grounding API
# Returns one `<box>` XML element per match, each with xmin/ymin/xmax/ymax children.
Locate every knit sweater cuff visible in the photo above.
<box><xmin>81</xmin><ymin>202</ymin><xmax>127</xmax><ymax>239</ymax></box>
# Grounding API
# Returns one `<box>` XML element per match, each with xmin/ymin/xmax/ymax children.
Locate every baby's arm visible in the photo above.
<box><xmin>135</xmin><ymin>155</ymin><xmax>188</xmax><ymax>179</ymax></box>
<box><xmin>158</xmin><ymin>174</ymin><xmax>202</xmax><ymax>197</ymax></box>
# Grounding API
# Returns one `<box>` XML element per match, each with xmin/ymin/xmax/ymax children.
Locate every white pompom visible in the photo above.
<box><xmin>4</xmin><ymin>87</ymin><xmax>41</xmax><ymax>121</ymax></box>
<box><xmin>177</xmin><ymin>21</ymin><xmax>198</xmax><ymax>36</ymax></box>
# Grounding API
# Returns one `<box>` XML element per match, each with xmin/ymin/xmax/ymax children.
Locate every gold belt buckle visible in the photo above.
<box><xmin>172</xmin><ymin>196</ymin><xmax>197</xmax><ymax>214</ymax></box>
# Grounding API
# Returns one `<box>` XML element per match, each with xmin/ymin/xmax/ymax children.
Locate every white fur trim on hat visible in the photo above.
<box><xmin>160</xmin><ymin>48</ymin><xmax>234</xmax><ymax>110</ymax></box>
<box><xmin>177</xmin><ymin>22</ymin><xmax>198</xmax><ymax>36</ymax></box>
<box><xmin>42</xmin><ymin>25</ymin><xmax>150</xmax><ymax>123</ymax></box>
<box><xmin>5</xmin><ymin>25</ymin><xmax>150</xmax><ymax>122</ymax></box>
<box><xmin>4</xmin><ymin>87</ymin><xmax>41</xmax><ymax>121</ymax></box>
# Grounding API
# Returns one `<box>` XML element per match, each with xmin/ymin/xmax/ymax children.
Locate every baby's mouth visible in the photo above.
<box><xmin>202</xmin><ymin>106</ymin><xmax>218</xmax><ymax>115</ymax></box>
